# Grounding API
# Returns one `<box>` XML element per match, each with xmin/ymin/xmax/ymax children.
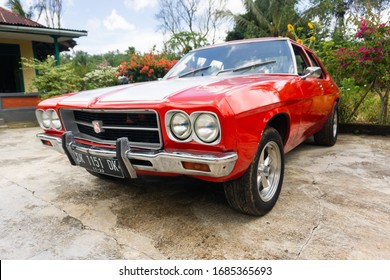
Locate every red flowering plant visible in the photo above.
<box><xmin>116</xmin><ymin>51</ymin><xmax>178</xmax><ymax>83</ymax></box>
<box><xmin>334</xmin><ymin>12</ymin><xmax>390</xmax><ymax>124</ymax></box>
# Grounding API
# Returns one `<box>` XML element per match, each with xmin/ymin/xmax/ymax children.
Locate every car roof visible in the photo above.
<box><xmin>191</xmin><ymin>37</ymin><xmax>292</xmax><ymax>52</ymax></box>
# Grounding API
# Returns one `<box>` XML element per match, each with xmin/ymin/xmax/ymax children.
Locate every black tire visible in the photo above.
<box><xmin>224</xmin><ymin>127</ymin><xmax>285</xmax><ymax>216</ymax></box>
<box><xmin>86</xmin><ymin>169</ymin><xmax>117</xmax><ymax>180</ymax></box>
<box><xmin>314</xmin><ymin>102</ymin><xmax>338</xmax><ymax>146</ymax></box>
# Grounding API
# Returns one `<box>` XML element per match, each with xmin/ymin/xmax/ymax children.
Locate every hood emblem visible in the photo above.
<box><xmin>92</xmin><ymin>120</ymin><xmax>104</xmax><ymax>134</ymax></box>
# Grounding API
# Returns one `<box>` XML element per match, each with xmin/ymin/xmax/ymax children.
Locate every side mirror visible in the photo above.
<box><xmin>302</xmin><ymin>67</ymin><xmax>322</xmax><ymax>79</ymax></box>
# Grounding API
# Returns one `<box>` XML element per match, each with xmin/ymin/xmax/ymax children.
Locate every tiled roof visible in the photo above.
<box><xmin>0</xmin><ymin>7</ymin><xmax>44</xmax><ymax>27</ymax></box>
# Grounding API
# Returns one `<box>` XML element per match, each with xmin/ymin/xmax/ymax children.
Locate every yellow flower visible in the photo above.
<box><xmin>308</xmin><ymin>22</ymin><xmax>314</xmax><ymax>29</ymax></box>
<box><xmin>297</xmin><ymin>39</ymin><xmax>303</xmax><ymax>44</ymax></box>
<box><xmin>310</xmin><ymin>36</ymin><xmax>316</xmax><ymax>42</ymax></box>
<box><xmin>287</xmin><ymin>24</ymin><xmax>294</xmax><ymax>31</ymax></box>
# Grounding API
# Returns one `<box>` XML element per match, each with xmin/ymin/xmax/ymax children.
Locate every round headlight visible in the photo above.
<box><xmin>41</xmin><ymin>110</ymin><xmax>51</xmax><ymax>129</ymax></box>
<box><xmin>35</xmin><ymin>110</ymin><xmax>43</xmax><ymax>128</ymax></box>
<box><xmin>170</xmin><ymin>112</ymin><xmax>191</xmax><ymax>140</ymax></box>
<box><xmin>194</xmin><ymin>113</ymin><xmax>220</xmax><ymax>143</ymax></box>
<box><xmin>48</xmin><ymin>109</ymin><xmax>62</xmax><ymax>130</ymax></box>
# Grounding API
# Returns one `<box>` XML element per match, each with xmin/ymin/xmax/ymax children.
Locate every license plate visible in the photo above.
<box><xmin>73</xmin><ymin>150</ymin><xmax>124</xmax><ymax>178</ymax></box>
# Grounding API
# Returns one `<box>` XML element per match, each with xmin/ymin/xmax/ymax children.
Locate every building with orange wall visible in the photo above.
<box><xmin>0</xmin><ymin>7</ymin><xmax>87</xmax><ymax>123</ymax></box>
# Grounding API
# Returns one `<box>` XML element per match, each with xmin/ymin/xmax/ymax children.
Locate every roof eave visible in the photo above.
<box><xmin>0</xmin><ymin>24</ymin><xmax>87</xmax><ymax>38</ymax></box>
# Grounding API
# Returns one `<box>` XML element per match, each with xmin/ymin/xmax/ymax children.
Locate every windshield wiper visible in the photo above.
<box><xmin>179</xmin><ymin>65</ymin><xmax>212</xmax><ymax>78</ymax></box>
<box><xmin>216</xmin><ymin>60</ymin><xmax>276</xmax><ymax>75</ymax></box>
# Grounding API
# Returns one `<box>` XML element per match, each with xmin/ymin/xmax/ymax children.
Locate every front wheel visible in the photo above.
<box><xmin>224</xmin><ymin>127</ymin><xmax>285</xmax><ymax>216</ymax></box>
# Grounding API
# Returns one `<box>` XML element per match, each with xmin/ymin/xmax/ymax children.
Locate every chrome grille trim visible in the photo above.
<box><xmin>74</xmin><ymin>120</ymin><xmax>160</xmax><ymax>131</ymax></box>
<box><xmin>60</xmin><ymin>109</ymin><xmax>163</xmax><ymax>150</ymax></box>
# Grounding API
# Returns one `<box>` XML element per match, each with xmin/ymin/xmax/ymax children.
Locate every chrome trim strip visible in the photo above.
<box><xmin>75</xmin><ymin>120</ymin><xmax>159</xmax><ymax>131</ymax></box>
<box><xmin>37</xmin><ymin>133</ymin><xmax>237</xmax><ymax>178</ymax></box>
<box><xmin>72</xmin><ymin>135</ymin><xmax>162</xmax><ymax>150</ymax></box>
<box><xmin>37</xmin><ymin>133</ymin><xmax>65</xmax><ymax>154</ymax></box>
<box><xmin>127</xmin><ymin>150</ymin><xmax>237</xmax><ymax>177</ymax></box>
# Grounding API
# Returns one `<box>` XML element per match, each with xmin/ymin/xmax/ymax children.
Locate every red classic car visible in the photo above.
<box><xmin>36</xmin><ymin>38</ymin><xmax>339</xmax><ymax>215</ymax></box>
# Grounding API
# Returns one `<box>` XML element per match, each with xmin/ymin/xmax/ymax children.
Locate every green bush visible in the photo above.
<box><xmin>82</xmin><ymin>66</ymin><xmax>119</xmax><ymax>90</ymax></box>
<box><xmin>23</xmin><ymin>56</ymin><xmax>82</xmax><ymax>99</ymax></box>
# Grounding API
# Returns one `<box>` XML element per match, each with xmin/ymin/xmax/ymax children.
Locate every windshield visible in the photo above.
<box><xmin>164</xmin><ymin>40</ymin><xmax>294</xmax><ymax>79</ymax></box>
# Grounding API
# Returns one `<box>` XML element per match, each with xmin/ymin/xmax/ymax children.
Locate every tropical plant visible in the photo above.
<box><xmin>225</xmin><ymin>0</ymin><xmax>301</xmax><ymax>40</ymax></box>
<box><xmin>116</xmin><ymin>52</ymin><xmax>177</xmax><ymax>83</ymax></box>
<box><xmin>6</xmin><ymin>0</ymin><xmax>34</xmax><ymax>18</ymax></box>
<box><xmin>333</xmin><ymin>12</ymin><xmax>389</xmax><ymax>124</ymax></box>
<box><xmin>22</xmin><ymin>56</ymin><xmax>82</xmax><ymax>99</ymax></box>
<box><xmin>165</xmin><ymin>31</ymin><xmax>208</xmax><ymax>55</ymax></box>
<box><xmin>83</xmin><ymin>66</ymin><xmax>120</xmax><ymax>90</ymax></box>
<box><xmin>304</xmin><ymin>0</ymin><xmax>390</xmax><ymax>43</ymax></box>
<box><xmin>285</xmin><ymin>22</ymin><xmax>318</xmax><ymax>49</ymax></box>
<box><xmin>6</xmin><ymin>0</ymin><xmax>64</xmax><ymax>28</ymax></box>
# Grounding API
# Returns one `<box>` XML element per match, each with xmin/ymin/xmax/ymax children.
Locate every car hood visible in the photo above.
<box><xmin>54</xmin><ymin>75</ymin><xmax>291</xmax><ymax>107</ymax></box>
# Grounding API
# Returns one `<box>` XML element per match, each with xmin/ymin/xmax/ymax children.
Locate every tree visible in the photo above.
<box><xmin>166</xmin><ymin>31</ymin><xmax>208</xmax><ymax>55</ymax></box>
<box><xmin>6</xmin><ymin>0</ymin><xmax>63</xmax><ymax>28</ymax></box>
<box><xmin>156</xmin><ymin>0</ymin><xmax>227</xmax><ymax>54</ymax></box>
<box><xmin>6</xmin><ymin>0</ymin><xmax>33</xmax><ymax>19</ymax></box>
<box><xmin>304</xmin><ymin>0</ymin><xmax>390</xmax><ymax>42</ymax></box>
<box><xmin>333</xmin><ymin>12</ymin><xmax>389</xmax><ymax>124</ymax></box>
<box><xmin>35</xmin><ymin>0</ymin><xmax>63</xmax><ymax>28</ymax></box>
<box><xmin>225</xmin><ymin>0</ymin><xmax>301</xmax><ymax>41</ymax></box>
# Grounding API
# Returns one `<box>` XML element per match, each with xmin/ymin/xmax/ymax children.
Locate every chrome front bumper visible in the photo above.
<box><xmin>37</xmin><ymin>132</ymin><xmax>238</xmax><ymax>178</ymax></box>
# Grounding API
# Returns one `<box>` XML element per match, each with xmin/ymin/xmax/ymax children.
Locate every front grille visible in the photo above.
<box><xmin>61</xmin><ymin>109</ymin><xmax>162</xmax><ymax>149</ymax></box>
<box><xmin>73</xmin><ymin>111</ymin><xmax>158</xmax><ymax>128</ymax></box>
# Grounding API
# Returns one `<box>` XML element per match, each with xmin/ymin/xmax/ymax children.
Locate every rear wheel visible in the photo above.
<box><xmin>314</xmin><ymin>102</ymin><xmax>338</xmax><ymax>146</ymax></box>
<box><xmin>224</xmin><ymin>127</ymin><xmax>284</xmax><ymax>216</ymax></box>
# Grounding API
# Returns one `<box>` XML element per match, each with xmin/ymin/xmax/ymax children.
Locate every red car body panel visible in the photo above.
<box><xmin>36</xmin><ymin>38</ymin><xmax>339</xmax><ymax>183</ymax></box>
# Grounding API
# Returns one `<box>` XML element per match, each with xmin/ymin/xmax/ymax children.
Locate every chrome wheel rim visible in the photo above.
<box><xmin>333</xmin><ymin>109</ymin><xmax>338</xmax><ymax>138</ymax></box>
<box><xmin>257</xmin><ymin>141</ymin><xmax>282</xmax><ymax>202</ymax></box>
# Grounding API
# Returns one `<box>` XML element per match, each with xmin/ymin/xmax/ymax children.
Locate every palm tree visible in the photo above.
<box><xmin>225</xmin><ymin>0</ymin><xmax>301</xmax><ymax>40</ymax></box>
<box><xmin>6</xmin><ymin>0</ymin><xmax>34</xmax><ymax>19</ymax></box>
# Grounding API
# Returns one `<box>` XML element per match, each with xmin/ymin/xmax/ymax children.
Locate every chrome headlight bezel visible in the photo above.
<box><xmin>193</xmin><ymin>113</ymin><xmax>220</xmax><ymax>144</ymax></box>
<box><xmin>47</xmin><ymin>109</ymin><xmax>62</xmax><ymax>130</ymax></box>
<box><xmin>35</xmin><ymin>109</ymin><xmax>62</xmax><ymax>131</ymax></box>
<box><xmin>169</xmin><ymin>111</ymin><xmax>192</xmax><ymax>141</ymax></box>
<box><xmin>165</xmin><ymin>110</ymin><xmax>221</xmax><ymax>145</ymax></box>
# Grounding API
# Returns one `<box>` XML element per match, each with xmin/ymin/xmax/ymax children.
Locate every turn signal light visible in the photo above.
<box><xmin>41</xmin><ymin>140</ymin><xmax>53</xmax><ymax>147</ymax></box>
<box><xmin>182</xmin><ymin>162</ymin><xmax>211</xmax><ymax>172</ymax></box>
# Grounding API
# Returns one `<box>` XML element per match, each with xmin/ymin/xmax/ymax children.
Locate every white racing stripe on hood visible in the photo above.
<box><xmin>61</xmin><ymin>77</ymin><xmax>220</xmax><ymax>104</ymax></box>
<box><xmin>60</xmin><ymin>84</ymin><xmax>130</xmax><ymax>104</ymax></box>
<box><xmin>99</xmin><ymin>78</ymin><xmax>218</xmax><ymax>103</ymax></box>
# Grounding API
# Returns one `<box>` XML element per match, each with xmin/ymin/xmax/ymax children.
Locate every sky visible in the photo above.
<box><xmin>0</xmin><ymin>0</ymin><xmax>245</xmax><ymax>54</ymax></box>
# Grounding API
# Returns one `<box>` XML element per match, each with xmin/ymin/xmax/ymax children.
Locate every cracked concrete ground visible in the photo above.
<box><xmin>0</xmin><ymin>127</ymin><xmax>389</xmax><ymax>260</ymax></box>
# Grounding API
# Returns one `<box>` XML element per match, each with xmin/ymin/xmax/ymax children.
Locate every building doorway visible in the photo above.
<box><xmin>0</xmin><ymin>44</ymin><xmax>25</xmax><ymax>93</ymax></box>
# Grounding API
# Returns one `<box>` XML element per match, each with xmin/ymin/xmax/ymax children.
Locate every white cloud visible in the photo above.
<box><xmin>0</xmin><ymin>0</ymin><xmax>8</xmax><ymax>7</ymax></box>
<box><xmin>226</xmin><ymin>0</ymin><xmax>245</xmax><ymax>15</ymax></box>
<box><xmin>64</xmin><ymin>0</ymin><xmax>74</xmax><ymax>7</ymax></box>
<box><xmin>74</xmin><ymin>28</ymin><xmax>164</xmax><ymax>55</ymax></box>
<box><xmin>103</xmin><ymin>9</ymin><xmax>135</xmax><ymax>31</ymax></box>
<box><xmin>87</xmin><ymin>18</ymin><xmax>101</xmax><ymax>30</ymax></box>
<box><xmin>124</xmin><ymin>0</ymin><xmax>158</xmax><ymax>11</ymax></box>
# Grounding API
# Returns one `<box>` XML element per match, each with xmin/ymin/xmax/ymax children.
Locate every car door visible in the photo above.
<box><xmin>292</xmin><ymin>44</ymin><xmax>324</xmax><ymax>139</ymax></box>
<box><xmin>306</xmin><ymin>50</ymin><xmax>338</xmax><ymax>125</ymax></box>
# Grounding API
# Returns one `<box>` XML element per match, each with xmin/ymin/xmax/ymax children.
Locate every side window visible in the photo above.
<box><xmin>292</xmin><ymin>45</ymin><xmax>309</xmax><ymax>75</ymax></box>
